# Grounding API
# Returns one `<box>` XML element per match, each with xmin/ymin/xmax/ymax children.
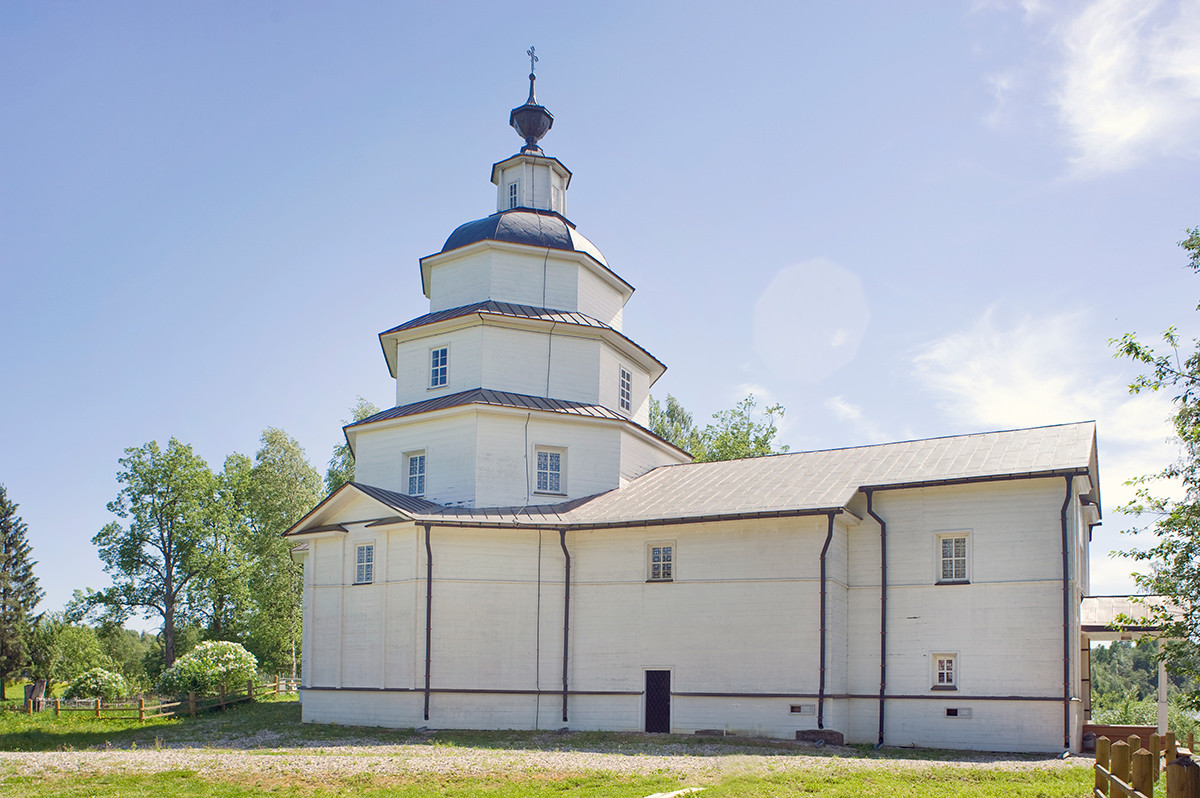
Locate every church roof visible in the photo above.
<box><xmin>294</xmin><ymin>421</ymin><xmax>1098</xmax><ymax>535</ymax></box>
<box><xmin>346</xmin><ymin>387</ymin><xmax>629</xmax><ymax>429</ymax></box>
<box><xmin>440</xmin><ymin>208</ymin><xmax>608</xmax><ymax>267</ymax></box>
<box><xmin>381</xmin><ymin>300</ymin><xmax>612</xmax><ymax>336</ymax></box>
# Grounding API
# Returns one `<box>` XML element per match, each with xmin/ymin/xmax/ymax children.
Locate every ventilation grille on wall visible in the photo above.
<box><xmin>790</xmin><ymin>704</ymin><xmax>816</xmax><ymax>715</ymax></box>
<box><xmin>945</xmin><ymin>707</ymin><xmax>972</xmax><ymax>718</ymax></box>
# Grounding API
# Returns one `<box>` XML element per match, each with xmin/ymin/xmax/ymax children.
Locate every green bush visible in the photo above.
<box><xmin>63</xmin><ymin>667</ymin><xmax>128</xmax><ymax>702</ymax></box>
<box><xmin>1092</xmin><ymin>694</ymin><xmax>1199</xmax><ymax>741</ymax></box>
<box><xmin>156</xmin><ymin>641</ymin><xmax>258</xmax><ymax>696</ymax></box>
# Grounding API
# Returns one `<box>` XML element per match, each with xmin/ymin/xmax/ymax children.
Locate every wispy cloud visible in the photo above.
<box><xmin>977</xmin><ymin>0</ymin><xmax>1200</xmax><ymax>175</ymax></box>
<box><xmin>1055</xmin><ymin>0</ymin><xmax>1200</xmax><ymax>175</ymax></box>
<box><xmin>912</xmin><ymin>307</ymin><xmax>1175</xmax><ymax>503</ymax></box>
<box><xmin>824</xmin><ymin>395</ymin><xmax>888</xmax><ymax>443</ymax></box>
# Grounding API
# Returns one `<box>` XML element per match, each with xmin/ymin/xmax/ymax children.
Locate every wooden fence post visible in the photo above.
<box><xmin>247</xmin><ymin>679</ymin><xmax>254</xmax><ymax>701</ymax></box>
<box><xmin>1166</xmin><ymin>754</ymin><xmax>1199</xmax><ymax>798</ymax></box>
<box><xmin>219</xmin><ymin>684</ymin><xmax>226</xmax><ymax>710</ymax></box>
<box><xmin>1133</xmin><ymin>748</ymin><xmax>1154</xmax><ymax>797</ymax></box>
<box><xmin>95</xmin><ymin>698</ymin><xmax>100</xmax><ymax>718</ymax></box>
<box><xmin>54</xmin><ymin>699</ymin><xmax>60</xmax><ymax>717</ymax></box>
<box><xmin>1168</xmin><ymin>733</ymin><xmax>1179</xmax><ymax>763</ymax></box>
<box><xmin>1112</xmin><ymin>740</ymin><xmax>1131</xmax><ymax>794</ymax></box>
<box><xmin>189</xmin><ymin>690</ymin><xmax>196</xmax><ymax>718</ymax></box>
<box><xmin>138</xmin><ymin>698</ymin><xmax>145</xmax><ymax>724</ymax></box>
<box><xmin>1152</xmin><ymin>733</ymin><xmax>1162</xmax><ymax>776</ymax></box>
<box><xmin>275</xmin><ymin>674</ymin><xmax>280</xmax><ymax>696</ymax></box>
<box><xmin>1097</xmin><ymin>736</ymin><xmax>1111</xmax><ymax>797</ymax></box>
<box><xmin>25</xmin><ymin>699</ymin><xmax>32</xmax><ymax>716</ymax></box>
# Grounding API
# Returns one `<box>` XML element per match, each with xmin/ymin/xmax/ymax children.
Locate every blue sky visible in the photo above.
<box><xmin>3</xmin><ymin>1</ymin><xmax>1199</xmax><ymax>626</ymax></box>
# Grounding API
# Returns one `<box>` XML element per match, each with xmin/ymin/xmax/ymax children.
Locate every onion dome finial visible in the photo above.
<box><xmin>509</xmin><ymin>46</ymin><xmax>554</xmax><ymax>154</ymax></box>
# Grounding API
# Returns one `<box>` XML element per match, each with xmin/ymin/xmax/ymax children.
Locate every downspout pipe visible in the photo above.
<box><xmin>559</xmin><ymin>529</ymin><xmax>570</xmax><ymax>723</ymax></box>
<box><xmin>1060</xmin><ymin>476</ymin><xmax>1072</xmax><ymax>751</ymax></box>
<box><xmin>865</xmin><ymin>490</ymin><xmax>886</xmax><ymax>747</ymax></box>
<box><xmin>423</xmin><ymin>523</ymin><xmax>433</xmax><ymax>721</ymax></box>
<box><xmin>817</xmin><ymin>512</ymin><xmax>835</xmax><ymax>730</ymax></box>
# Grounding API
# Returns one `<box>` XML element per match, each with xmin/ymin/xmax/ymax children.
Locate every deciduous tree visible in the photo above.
<box><xmin>0</xmin><ymin>484</ymin><xmax>42</xmax><ymax>700</ymax></box>
<box><xmin>650</xmin><ymin>394</ymin><xmax>788</xmax><ymax>463</ymax></box>
<box><xmin>237</xmin><ymin>429</ymin><xmax>321</xmax><ymax>676</ymax></box>
<box><xmin>91</xmin><ymin>439</ymin><xmax>215</xmax><ymax>668</ymax></box>
<box><xmin>1113</xmin><ymin>226</ymin><xmax>1200</xmax><ymax>705</ymax></box>
<box><xmin>325</xmin><ymin>397</ymin><xmax>380</xmax><ymax>493</ymax></box>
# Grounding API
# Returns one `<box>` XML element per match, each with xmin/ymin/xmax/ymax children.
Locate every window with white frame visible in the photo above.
<box><xmin>535</xmin><ymin>447</ymin><xmax>564</xmax><ymax>494</ymax></box>
<box><xmin>619</xmin><ymin>366</ymin><xmax>633</xmax><ymax>413</ymax></box>
<box><xmin>355</xmin><ymin>543</ymin><xmax>374</xmax><ymax>585</ymax></box>
<box><xmin>933</xmin><ymin>653</ymin><xmax>957</xmax><ymax>689</ymax></box>
<box><xmin>508</xmin><ymin>182</ymin><xmax>519</xmax><ymax>209</ymax></box>
<box><xmin>938</xmin><ymin>533</ymin><xmax>968</xmax><ymax>583</ymax></box>
<box><xmin>406</xmin><ymin>451</ymin><xmax>426</xmax><ymax>496</ymax></box>
<box><xmin>430</xmin><ymin>347</ymin><xmax>448</xmax><ymax>388</ymax></box>
<box><xmin>647</xmin><ymin>542</ymin><xmax>674</xmax><ymax>582</ymax></box>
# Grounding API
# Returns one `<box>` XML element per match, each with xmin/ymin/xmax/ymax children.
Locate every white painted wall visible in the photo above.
<box><xmin>426</xmin><ymin>245</ymin><xmax>627</xmax><ymax>327</ymax></box>
<box><xmin>352</xmin><ymin>414</ymin><xmax>478</xmax><ymax>505</ymax></box>
<box><xmin>297</xmin><ymin>475</ymin><xmax>1089</xmax><ymax>752</ymax></box>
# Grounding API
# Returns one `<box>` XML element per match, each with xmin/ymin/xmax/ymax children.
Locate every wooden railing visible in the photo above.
<box><xmin>20</xmin><ymin>675</ymin><xmax>300</xmax><ymax>723</ymax></box>
<box><xmin>1095</xmin><ymin>733</ymin><xmax>1200</xmax><ymax>798</ymax></box>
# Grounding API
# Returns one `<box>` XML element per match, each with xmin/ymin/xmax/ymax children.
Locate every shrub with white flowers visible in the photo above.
<box><xmin>64</xmin><ymin>667</ymin><xmax>128</xmax><ymax>703</ymax></box>
<box><xmin>157</xmin><ymin>641</ymin><xmax>258</xmax><ymax>696</ymax></box>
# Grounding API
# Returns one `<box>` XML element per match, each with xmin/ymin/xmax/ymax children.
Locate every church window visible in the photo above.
<box><xmin>937</xmin><ymin>533</ymin><xmax>968</xmax><ymax>583</ymax></box>
<box><xmin>355</xmin><ymin>543</ymin><xmax>374</xmax><ymax>585</ymax></box>
<box><xmin>535</xmin><ymin>447</ymin><xmax>563</xmax><ymax>494</ymax></box>
<box><xmin>619</xmin><ymin>366</ymin><xmax>632</xmax><ymax>413</ymax></box>
<box><xmin>647</xmin><ymin>542</ymin><xmax>674</xmax><ymax>582</ymax></box>
<box><xmin>508</xmin><ymin>181</ymin><xmax>519</xmax><ymax>209</ymax></box>
<box><xmin>430</xmin><ymin>347</ymin><xmax>448</xmax><ymax>388</ymax></box>
<box><xmin>933</xmin><ymin>653</ymin><xmax>957</xmax><ymax>689</ymax></box>
<box><xmin>552</xmin><ymin>186</ymin><xmax>562</xmax><ymax>212</ymax></box>
<box><xmin>407</xmin><ymin>451</ymin><xmax>426</xmax><ymax>496</ymax></box>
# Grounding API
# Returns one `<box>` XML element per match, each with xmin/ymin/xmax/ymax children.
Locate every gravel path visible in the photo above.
<box><xmin>0</xmin><ymin>739</ymin><xmax>1090</xmax><ymax>782</ymax></box>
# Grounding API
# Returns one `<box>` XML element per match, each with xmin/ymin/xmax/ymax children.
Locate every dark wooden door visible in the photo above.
<box><xmin>645</xmin><ymin>670</ymin><xmax>671</xmax><ymax>733</ymax></box>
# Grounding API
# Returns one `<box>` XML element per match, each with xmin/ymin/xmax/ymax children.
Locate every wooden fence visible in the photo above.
<box><xmin>1095</xmin><ymin>733</ymin><xmax>1200</xmax><ymax>798</ymax></box>
<box><xmin>20</xmin><ymin>675</ymin><xmax>300</xmax><ymax>723</ymax></box>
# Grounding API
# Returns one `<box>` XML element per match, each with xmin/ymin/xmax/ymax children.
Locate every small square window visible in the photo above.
<box><xmin>407</xmin><ymin>452</ymin><xmax>426</xmax><ymax>497</ymax></box>
<box><xmin>938</xmin><ymin>534</ymin><xmax>968</xmax><ymax>583</ymax></box>
<box><xmin>430</xmin><ymin>347</ymin><xmax>448</xmax><ymax>388</ymax></box>
<box><xmin>934</xmin><ymin>653</ymin><xmax>957</xmax><ymax>689</ymax></box>
<box><xmin>355</xmin><ymin>543</ymin><xmax>374</xmax><ymax>585</ymax></box>
<box><xmin>648</xmin><ymin>542</ymin><xmax>674</xmax><ymax>582</ymax></box>
<box><xmin>619</xmin><ymin>367</ymin><xmax>632</xmax><ymax>413</ymax></box>
<box><xmin>535</xmin><ymin>448</ymin><xmax>563</xmax><ymax>494</ymax></box>
<box><xmin>508</xmin><ymin>182</ymin><xmax>519</xmax><ymax>209</ymax></box>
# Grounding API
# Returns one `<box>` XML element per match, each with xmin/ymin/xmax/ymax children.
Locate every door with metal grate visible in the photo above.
<box><xmin>645</xmin><ymin>670</ymin><xmax>671</xmax><ymax>733</ymax></box>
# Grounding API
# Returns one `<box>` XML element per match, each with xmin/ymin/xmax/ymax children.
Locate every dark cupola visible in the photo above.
<box><xmin>509</xmin><ymin>46</ymin><xmax>554</xmax><ymax>154</ymax></box>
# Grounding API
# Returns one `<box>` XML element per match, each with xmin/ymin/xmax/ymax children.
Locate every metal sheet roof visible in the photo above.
<box><xmin>347</xmin><ymin>388</ymin><xmax>629</xmax><ymax>430</ymax></box>
<box><xmin>296</xmin><ymin>422</ymin><xmax>1098</xmax><ymax>535</ymax></box>
<box><xmin>380</xmin><ymin>300</ymin><xmax>613</xmax><ymax>336</ymax></box>
<box><xmin>440</xmin><ymin>209</ymin><xmax>608</xmax><ymax>267</ymax></box>
<box><xmin>411</xmin><ymin>421</ymin><xmax>1096</xmax><ymax>528</ymax></box>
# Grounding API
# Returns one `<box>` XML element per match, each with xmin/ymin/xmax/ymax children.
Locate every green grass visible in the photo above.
<box><xmin>0</xmin><ymin>767</ymin><xmax>1093</xmax><ymax>797</ymax></box>
<box><xmin>0</xmin><ymin>698</ymin><xmax>1094</xmax><ymax>796</ymax></box>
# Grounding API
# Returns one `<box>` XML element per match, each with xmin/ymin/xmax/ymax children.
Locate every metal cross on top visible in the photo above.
<box><xmin>527</xmin><ymin>46</ymin><xmax>538</xmax><ymax>75</ymax></box>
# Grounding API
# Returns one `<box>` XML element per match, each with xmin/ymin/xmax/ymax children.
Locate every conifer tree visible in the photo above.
<box><xmin>0</xmin><ymin>484</ymin><xmax>43</xmax><ymax>700</ymax></box>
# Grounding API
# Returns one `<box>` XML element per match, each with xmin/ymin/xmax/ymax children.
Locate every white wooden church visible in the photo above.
<box><xmin>286</xmin><ymin>68</ymin><xmax>1104</xmax><ymax>753</ymax></box>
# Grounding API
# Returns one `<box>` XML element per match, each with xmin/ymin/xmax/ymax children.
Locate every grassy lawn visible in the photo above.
<box><xmin>0</xmin><ymin>697</ymin><xmax>1094</xmax><ymax>797</ymax></box>
<box><xmin>0</xmin><ymin>768</ymin><xmax>1093</xmax><ymax>797</ymax></box>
